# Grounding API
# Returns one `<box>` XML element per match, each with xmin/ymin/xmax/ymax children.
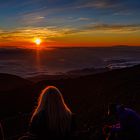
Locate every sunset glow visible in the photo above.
<box><xmin>0</xmin><ymin>0</ymin><xmax>140</xmax><ymax>48</ymax></box>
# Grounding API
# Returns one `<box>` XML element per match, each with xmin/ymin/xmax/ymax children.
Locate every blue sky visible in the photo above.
<box><xmin>1</xmin><ymin>0</ymin><xmax>140</xmax><ymax>28</ymax></box>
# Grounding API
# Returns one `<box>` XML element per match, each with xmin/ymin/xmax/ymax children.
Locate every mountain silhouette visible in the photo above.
<box><xmin>0</xmin><ymin>65</ymin><xmax>140</xmax><ymax>139</ymax></box>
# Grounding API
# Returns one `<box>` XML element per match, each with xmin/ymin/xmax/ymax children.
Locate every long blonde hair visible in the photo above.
<box><xmin>31</xmin><ymin>86</ymin><xmax>72</xmax><ymax>135</ymax></box>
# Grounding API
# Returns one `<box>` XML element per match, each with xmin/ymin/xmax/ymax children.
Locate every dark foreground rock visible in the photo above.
<box><xmin>0</xmin><ymin>65</ymin><xmax>140</xmax><ymax>139</ymax></box>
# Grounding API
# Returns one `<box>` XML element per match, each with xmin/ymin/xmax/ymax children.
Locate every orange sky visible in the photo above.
<box><xmin>1</xmin><ymin>0</ymin><xmax>140</xmax><ymax>48</ymax></box>
<box><xmin>0</xmin><ymin>26</ymin><xmax>140</xmax><ymax>48</ymax></box>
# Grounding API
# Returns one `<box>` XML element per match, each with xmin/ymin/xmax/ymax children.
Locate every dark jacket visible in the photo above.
<box><xmin>28</xmin><ymin>111</ymin><xmax>76</xmax><ymax>140</ymax></box>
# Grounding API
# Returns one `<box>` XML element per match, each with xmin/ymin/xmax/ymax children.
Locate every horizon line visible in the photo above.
<box><xmin>0</xmin><ymin>45</ymin><xmax>140</xmax><ymax>49</ymax></box>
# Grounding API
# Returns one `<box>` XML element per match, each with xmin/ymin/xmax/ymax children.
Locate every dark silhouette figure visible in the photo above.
<box><xmin>19</xmin><ymin>86</ymin><xmax>76</xmax><ymax>140</ymax></box>
<box><xmin>0</xmin><ymin>123</ymin><xmax>4</xmax><ymax>140</ymax></box>
<box><xmin>103</xmin><ymin>104</ymin><xmax>140</xmax><ymax>140</ymax></box>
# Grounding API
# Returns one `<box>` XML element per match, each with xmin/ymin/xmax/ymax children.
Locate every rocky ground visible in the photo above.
<box><xmin>0</xmin><ymin>65</ymin><xmax>140</xmax><ymax>140</ymax></box>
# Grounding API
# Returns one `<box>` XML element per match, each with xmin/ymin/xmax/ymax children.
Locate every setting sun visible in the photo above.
<box><xmin>34</xmin><ymin>38</ymin><xmax>42</xmax><ymax>45</ymax></box>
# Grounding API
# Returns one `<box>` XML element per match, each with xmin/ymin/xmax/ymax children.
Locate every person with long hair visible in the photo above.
<box><xmin>28</xmin><ymin>86</ymin><xmax>76</xmax><ymax>140</ymax></box>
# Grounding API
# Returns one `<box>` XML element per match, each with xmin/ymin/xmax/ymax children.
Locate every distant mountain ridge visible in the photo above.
<box><xmin>0</xmin><ymin>73</ymin><xmax>32</xmax><ymax>92</ymax></box>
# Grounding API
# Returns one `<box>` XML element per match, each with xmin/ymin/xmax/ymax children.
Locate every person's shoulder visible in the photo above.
<box><xmin>125</xmin><ymin>108</ymin><xmax>137</xmax><ymax>115</ymax></box>
<box><xmin>32</xmin><ymin>110</ymin><xmax>46</xmax><ymax>121</ymax></box>
<box><xmin>124</xmin><ymin>108</ymin><xmax>140</xmax><ymax>120</ymax></box>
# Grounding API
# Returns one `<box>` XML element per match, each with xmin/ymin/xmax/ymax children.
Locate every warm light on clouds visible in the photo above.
<box><xmin>84</xmin><ymin>24</ymin><xmax>140</xmax><ymax>33</ymax></box>
<box><xmin>0</xmin><ymin>0</ymin><xmax>140</xmax><ymax>47</ymax></box>
<box><xmin>0</xmin><ymin>23</ymin><xmax>140</xmax><ymax>47</ymax></box>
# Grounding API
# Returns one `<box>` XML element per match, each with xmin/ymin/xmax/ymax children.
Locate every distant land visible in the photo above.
<box><xmin>0</xmin><ymin>46</ymin><xmax>140</xmax><ymax>77</ymax></box>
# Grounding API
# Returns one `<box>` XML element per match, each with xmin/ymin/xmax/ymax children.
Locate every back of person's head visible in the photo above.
<box><xmin>31</xmin><ymin>86</ymin><xmax>72</xmax><ymax>135</ymax></box>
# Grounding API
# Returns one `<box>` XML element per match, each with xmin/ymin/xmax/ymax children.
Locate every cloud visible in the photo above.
<box><xmin>84</xmin><ymin>23</ymin><xmax>140</xmax><ymax>33</ymax></box>
<box><xmin>0</xmin><ymin>29</ymin><xmax>5</xmax><ymax>34</ymax></box>
<box><xmin>0</xmin><ymin>26</ymin><xmax>63</xmax><ymax>42</ymax></box>
<box><xmin>74</xmin><ymin>0</ymin><xmax>140</xmax><ymax>17</ymax></box>
<box><xmin>20</xmin><ymin>13</ymin><xmax>46</xmax><ymax>25</ymax></box>
<box><xmin>0</xmin><ymin>22</ymin><xmax>140</xmax><ymax>44</ymax></box>
<box><xmin>75</xmin><ymin>0</ymin><xmax>121</xmax><ymax>9</ymax></box>
<box><xmin>76</xmin><ymin>17</ymin><xmax>92</xmax><ymax>21</ymax></box>
<box><xmin>0</xmin><ymin>26</ymin><xmax>80</xmax><ymax>42</ymax></box>
<box><xmin>18</xmin><ymin>11</ymin><xmax>95</xmax><ymax>27</ymax></box>
<box><xmin>43</xmin><ymin>17</ymin><xmax>94</xmax><ymax>26</ymax></box>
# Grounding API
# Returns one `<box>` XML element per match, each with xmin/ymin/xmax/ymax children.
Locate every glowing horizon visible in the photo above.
<box><xmin>0</xmin><ymin>0</ymin><xmax>140</xmax><ymax>48</ymax></box>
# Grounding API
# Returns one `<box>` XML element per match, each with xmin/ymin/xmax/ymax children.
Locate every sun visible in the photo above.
<box><xmin>34</xmin><ymin>38</ymin><xmax>42</xmax><ymax>45</ymax></box>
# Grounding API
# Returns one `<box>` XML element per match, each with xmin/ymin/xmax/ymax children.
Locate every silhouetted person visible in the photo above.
<box><xmin>0</xmin><ymin>123</ymin><xmax>4</xmax><ymax>140</ymax></box>
<box><xmin>103</xmin><ymin>104</ymin><xmax>140</xmax><ymax>140</ymax></box>
<box><xmin>25</xmin><ymin>86</ymin><xmax>76</xmax><ymax>140</ymax></box>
